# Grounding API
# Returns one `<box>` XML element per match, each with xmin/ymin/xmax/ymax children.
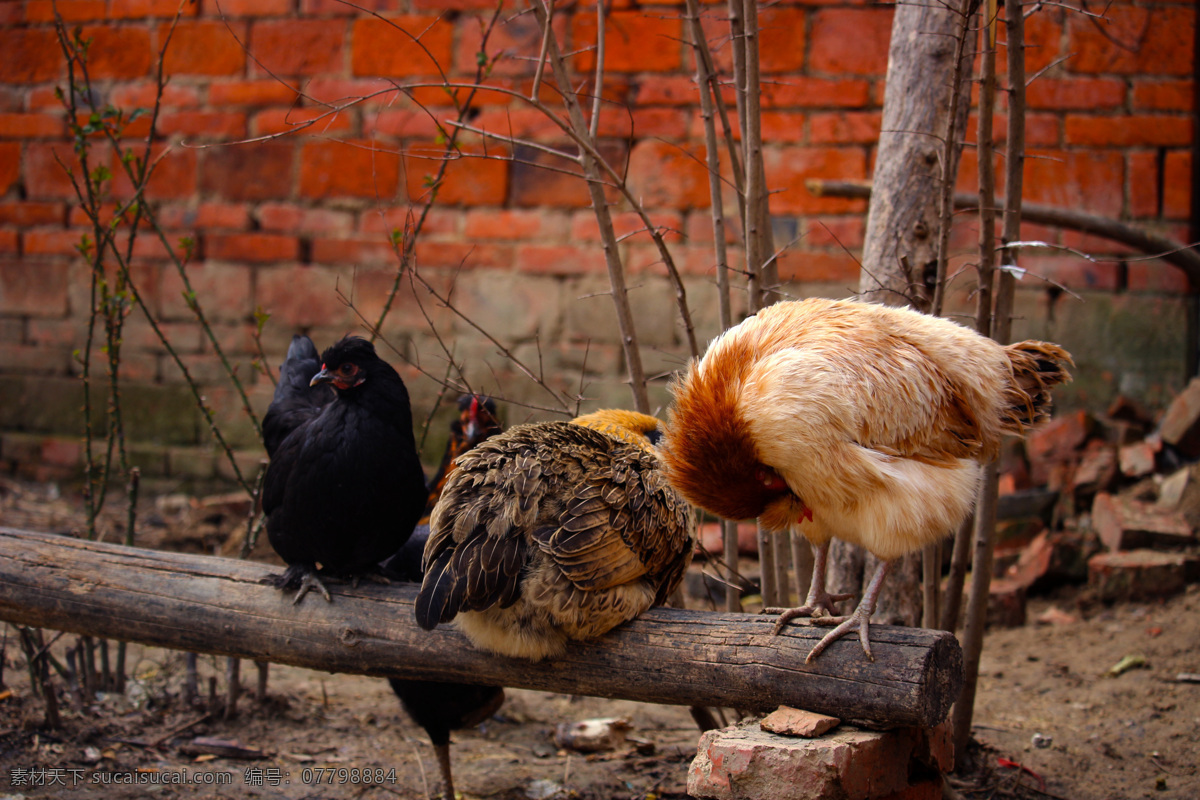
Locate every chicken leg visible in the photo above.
<box><xmin>763</xmin><ymin>540</ymin><xmax>855</xmax><ymax>627</ymax></box>
<box><xmin>770</xmin><ymin>558</ymin><xmax>893</xmax><ymax>663</ymax></box>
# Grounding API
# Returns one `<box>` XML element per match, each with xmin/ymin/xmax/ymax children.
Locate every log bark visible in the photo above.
<box><xmin>0</xmin><ymin>528</ymin><xmax>962</xmax><ymax>729</ymax></box>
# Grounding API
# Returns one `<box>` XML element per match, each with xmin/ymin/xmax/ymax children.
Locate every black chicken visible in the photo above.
<box><xmin>261</xmin><ymin>335</ymin><xmax>426</xmax><ymax>603</ymax></box>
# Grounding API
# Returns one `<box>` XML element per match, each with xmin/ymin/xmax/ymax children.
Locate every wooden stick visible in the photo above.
<box><xmin>0</xmin><ymin>527</ymin><xmax>961</xmax><ymax>729</ymax></box>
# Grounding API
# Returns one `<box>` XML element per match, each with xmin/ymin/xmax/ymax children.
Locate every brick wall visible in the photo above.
<box><xmin>0</xmin><ymin>0</ymin><xmax>1194</xmax><ymax>483</ymax></box>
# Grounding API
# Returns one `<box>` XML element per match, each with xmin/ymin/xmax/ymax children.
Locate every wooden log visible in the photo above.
<box><xmin>0</xmin><ymin>528</ymin><xmax>962</xmax><ymax>728</ymax></box>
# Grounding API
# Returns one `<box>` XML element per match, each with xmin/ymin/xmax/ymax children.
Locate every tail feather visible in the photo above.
<box><xmin>1002</xmin><ymin>341</ymin><xmax>1074</xmax><ymax>433</ymax></box>
<box><xmin>414</xmin><ymin>550</ymin><xmax>459</xmax><ymax>630</ymax></box>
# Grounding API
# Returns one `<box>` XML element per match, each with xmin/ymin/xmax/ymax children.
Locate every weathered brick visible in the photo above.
<box><xmin>0</xmin><ymin>260</ymin><xmax>70</xmax><ymax>316</ymax></box>
<box><xmin>574</xmin><ymin>11</ymin><xmax>683</xmax><ymax>73</ymax></box>
<box><xmin>764</xmin><ymin>146</ymin><xmax>868</xmax><ymax>214</ymax></box>
<box><xmin>162</xmin><ymin>21</ymin><xmax>247</xmax><ymax>76</ymax></box>
<box><xmin>256</xmin><ymin>204</ymin><xmax>354</xmax><ymax>235</ymax></box>
<box><xmin>110</xmin><ymin>82</ymin><xmax>202</xmax><ymax>110</ymax></box>
<box><xmin>1161</xmin><ymin>376</ymin><xmax>1200</xmax><ymax>455</ymax></box>
<box><xmin>808</xmin><ymin>8</ymin><xmax>894</xmax><ymax>76</ymax></box>
<box><xmin>510</xmin><ymin>143</ymin><xmax>624</xmax><ymax>209</ymax></box>
<box><xmin>1088</xmin><ymin>549</ymin><xmax>1199</xmax><ymax>602</ymax></box>
<box><xmin>208</xmin><ymin>80</ymin><xmax>298</xmax><ymax>107</ymax></box>
<box><xmin>157</xmin><ymin>202</ymin><xmax>251</xmax><ymax>231</ymax></box>
<box><xmin>775</xmin><ymin>250</ymin><xmax>861</xmax><ymax>284</ymax></box>
<box><xmin>0</xmin><ymin>143</ymin><xmax>19</xmax><ymax>194</ymax></box>
<box><xmin>689</xmin><ymin>722</ymin><xmax>923</xmax><ymax>800</ymax></box>
<box><xmin>200</xmin><ymin>141</ymin><xmax>294</xmax><ymax>202</ymax></box>
<box><xmin>79</xmin><ymin>25</ymin><xmax>153</xmax><ymax>79</ymax></box>
<box><xmin>760</xmin><ymin>78</ymin><xmax>871</xmax><ymax>109</ymax></box>
<box><xmin>250</xmin><ymin>20</ymin><xmax>345</xmax><ymax>77</ymax></box>
<box><xmin>698</xmin><ymin>521</ymin><xmax>759</xmax><ymax>556</ymax></box>
<box><xmin>515</xmin><ymin>244</ymin><xmax>607</xmax><ymax>275</ymax></box>
<box><xmin>1026</xmin><ymin>78</ymin><xmax>1125</xmax><ymax>110</ymax></box>
<box><xmin>22</xmin><ymin>229</ymin><xmax>87</xmax><ymax>256</ymax></box>
<box><xmin>218</xmin><ymin>0</ymin><xmax>294</xmax><ymax>16</ymax></box>
<box><xmin>467</xmin><ymin>209</ymin><xmax>565</xmax><ymax>241</ymax></box>
<box><xmin>0</xmin><ymin>113</ymin><xmax>65</xmax><ymax>138</ymax></box>
<box><xmin>158</xmin><ymin>111</ymin><xmax>247</xmax><ymax>140</ymax></box>
<box><xmin>759</xmin><ymin>707</ymin><xmax>839</xmax><ymax>739</ymax></box>
<box><xmin>755</xmin><ymin>112</ymin><xmax>806</xmax><ymax>144</ymax></box>
<box><xmin>362</xmin><ymin>109</ymin><xmax>443</xmax><ymax>140</ymax></box>
<box><xmin>986</xmin><ymin>577</ymin><xmax>1026</xmax><ymax>628</ymax></box>
<box><xmin>299</xmin><ymin>139</ymin><xmax>400</xmax><ymax>199</ymax></box>
<box><xmin>207</xmin><ymin>233</ymin><xmax>299</xmax><ymax>264</ymax></box>
<box><xmin>251</xmin><ymin>106</ymin><xmax>356</xmax><ymax>138</ymax></box>
<box><xmin>256</xmin><ymin>264</ymin><xmax>355</xmax><ymax>329</ymax></box>
<box><xmin>809</xmin><ymin>112</ymin><xmax>882</xmax><ymax>145</ymax></box>
<box><xmin>351</xmin><ymin>16</ymin><xmax>454</xmax><ymax>77</ymax></box>
<box><xmin>403</xmin><ymin>145</ymin><xmax>509</xmax><ymax>207</ymax></box>
<box><xmin>626</xmin><ymin>140</ymin><xmax>712</xmax><ymax>210</ymax></box>
<box><xmin>109</xmin><ymin>0</ymin><xmax>200</xmax><ymax>18</ymax></box>
<box><xmin>1067</xmin><ymin>6</ymin><xmax>1193</xmax><ymax>76</ymax></box>
<box><xmin>24</xmin><ymin>0</ymin><xmax>108</xmax><ymax>22</ymax></box>
<box><xmin>111</xmin><ymin>144</ymin><xmax>198</xmax><ymax>200</ymax></box>
<box><xmin>1092</xmin><ymin>491</ymin><xmax>1195</xmax><ymax>552</ymax></box>
<box><xmin>1163</xmin><ymin>150</ymin><xmax>1191</xmax><ymax>220</ymax></box>
<box><xmin>310</xmin><ymin>235</ymin><xmax>397</xmax><ymax>266</ymax></box>
<box><xmin>1024</xmin><ymin>149</ymin><xmax>1124</xmax><ymax>218</ymax></box>
<box><xmin>1025</xmin><ymin>409</ymin><xmax>1093</xmax><ymax>484</ymax></box>
<box><xmin>1065</xmin><ymin>115</ymin><xmax>1192</xmax><ymax>148</ymax></box>
<box><xmin>1132</xmin><ymin>80</ymin><xmax>1194</xmax><ymax>111</ymax></box>
<box><xmin>0</xmin><ymin>230</ymin><xmax>17</xmax><ymax>255</ymax></box>
<box><xmin>0</xmin><ymin>28</ymin><xmax>63</xmax><ymax>83</ymax></box>
<box><xmin>159</xmin><ymin>262</ymin><xmax>254</xmax><ymax>323</ymax></box>
<box><xmin>1004</xmin><ymin>530</ymin><xmax>1087</xmax><ymax>592</ymax></box>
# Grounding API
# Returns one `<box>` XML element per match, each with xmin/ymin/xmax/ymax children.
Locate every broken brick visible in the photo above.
<box><xmin>1159</xmin><ymin>376</ymin><xmax>1200</xmax><ymax>456</ymax></box>
<box><xmin>1026</xmin><ymin>410</ymin><xmax>1094</xmax><ymax>484</ymax></box>
<box><xmin>1088</xmin><ymin>549</ymin><xmax>1200</xmax><ymax>602</ymax></box>
<box><xmin>1091</xmin><ymin>492</ymin><xmax>1196</xmax><ymax>552</ymax></box>
<box><xmin>1003</xmin><ymin>530</ymin><xmax>1087</xmax><ymax>592</ymax></box>
<box><xmin>987</xmin><ymin>577</ymin><xmax>1027</xmax><ymax>628</ymax></box>
<box><xmin>760</xmin><ymin>706</ymin><xmax>840</xmax><ymax>738</ymax></box>
<box><xmin>1118</xmin><ymin>438</ymin><xmax>1160</xmax><ymax>478</ymax></box>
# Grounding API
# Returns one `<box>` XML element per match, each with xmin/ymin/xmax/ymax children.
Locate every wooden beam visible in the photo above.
<box><xmin>0</xmin><ymin>528</ymin><xmax>962</xmax><ymax>729</ymax></box>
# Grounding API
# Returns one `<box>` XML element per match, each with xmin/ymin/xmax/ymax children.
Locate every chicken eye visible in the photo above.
<box><xmin>339</xmin><ymin>363</ymin><xmax>357</xmax><ymax>376</ymax></box>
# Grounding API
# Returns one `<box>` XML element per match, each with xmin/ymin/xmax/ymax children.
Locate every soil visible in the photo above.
<box><xmin>1</xmin><ymin>477</ymin><xmax>1198</xmax><ymax>800</ymax></box>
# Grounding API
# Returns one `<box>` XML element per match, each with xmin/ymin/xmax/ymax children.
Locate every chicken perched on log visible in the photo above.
<box><xmin>662</xmin><ymin>298</ymin><xmax>1072</xmax><ymax>662</ymax></box>
<box><xmin>415</xmin><ymin>410</ymin><xmax>696</xmax><ymax>661</ymax></box>
<box><xmin>261</xmin><ymin>335</ymin><xmax>426</xmax><ymax>603</ymax></box>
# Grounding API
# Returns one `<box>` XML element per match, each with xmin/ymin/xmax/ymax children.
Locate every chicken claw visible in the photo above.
<box><xmin>264</xmin><ymin>564</ymin><xmax>339</xmax><ymax>604</ymax></box>
<box><xmin>763</xmin><ymin>539</ymin><xmax>854</xmax><ymax>634</ymax></box>
<box><xmin>771</xmin><ymin>558</ymin><xmax>893</xmax><ymax>664</ymax></box>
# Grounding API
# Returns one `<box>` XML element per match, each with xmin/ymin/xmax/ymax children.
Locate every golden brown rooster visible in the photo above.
<box><xmin>661</xmin><ymin>298</ymin><xmax>1072</xmax><ymax>662</ymax></box>
<box><xmin>414</xmin><ymin>409</ymin><xmax>696</xmax><ymax>661</ymax></box>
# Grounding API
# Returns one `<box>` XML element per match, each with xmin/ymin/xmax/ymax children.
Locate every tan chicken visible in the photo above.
<box><xmin>414</xmin><ymin>409</ymin><xmax>696</xmax><ymax>661</ymax></box>
<box><xmin>661</xmin><ymin>298</ymin><xmax>1072</xmax><ymax>662</ymax></box>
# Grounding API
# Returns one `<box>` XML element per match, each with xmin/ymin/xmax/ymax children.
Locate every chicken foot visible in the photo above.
<box><xmin>763</xmin><ymin>540</ymin><xmax>855</xmax><ymax>631</ymax></box>
<box><xmin>263</xmin><ymin>564</ymin><xmax>339</xmax><ymax>604</ymax></box>
<box><xmin>801</xmin><ymin>559</ymin><xmax>892</xmax><ymax>663</ymax></box>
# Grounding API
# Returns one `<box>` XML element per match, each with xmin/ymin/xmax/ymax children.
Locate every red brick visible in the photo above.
<box><xmin>1026</xmin><ymin>78</ymin><xmax>1125</xmax><ymax>110</ymax></box>
<box><xmin>601</xmin><ymin>108</ymin><xmax>692</xmax><ymax>140</ymax></box>
<box><xmin>112</xmin><ymin>144</ymin><xmax>197</xmax><ymax>201</ymax></box>
<box><xmin>804</xmin><ymin>217</ymin><xmax>865</xmax><ymax>249</ymax></box>
<box><xmin>751</xmin><ymin>111</ymin><xmax>806</xmax><ymax>144</ymax></box>
<box><xmin>466</xmin><ymin>209</ymin><xmax>559</xmax><ymax>241</ymax></box>
<box><xmin>635</xmin><ymin>76</ymin><xmax>702</xmax><ymax>107</ymax></box>
<box><xmin>0</xmin><ymin>142</ymin><xmax>18</xmax><ymax>193</ymax></box>
<box><xmin>775</xmin><ymin>250</ymin><xmax>861</xmax><ymax>284</ymax></box>
<box><xmin>574</xmin><ymin>11</ymin><xmax>683</xmax><ymax>73</ymax></box>
<box><xmin>0</xmin><ymin>261</ymin><xmax>69</xmax><ymax>315</ymax></box>
<box><xmin>156</xmin><ymin>202</ymin><xmax>251</xmax><ymax>231</ymax></box>
<box><xmin>109</xmin><ymin>0</ymin><xmax>200</xmax><ymax>18</ymax></box>
<box><xmin>1024</xmin><ymin>149</ymin><xmax>1124</xmax><ymax>218</ymax></box>
<box><xmin>765</xmin><ymin>146</ymin><xmax>868</xmax><ymax>214</ymax></box>
<box><xmin>414</xmin><ymin>241</ymin><xmax>511</xmax><ymax>270</ymax></box>
<box><xmin>1088</xmin><ymin>549</ymin><xmax>1199</xmax><ymax>602</ymax></box>
<box><xmin>515</xmin><ymin>244</ymin><xmax>607</xmax><ymax>275</ymax></box>
<box><xmin>455</xmin><ymin>11</ymin><xmax>550</xmax><ymax>77</ymax></box>
<box><xmin>158</xmin><ymin>111</ymin><xmax>247</xmax><ymax>140</ymax></box>
<box><xmin>1067</xmin><ymin>6</ymin><xmax>1193</xmax><ymax>76</ymax></box>
<box><xmin>1128</xmin><ymin>261</ymin><xmax>1191</xmax><ymax>293</ymax></box>
<box><xmin>1016</xmin><ymin>7</ymin><xmax>1064</xmax><ymax>76</ymax></box>
<box><xmin>626</xmin><ymin>140</ymin><xmax>712</xmax><ymax>210</ymax></box>
<box><xmin>162</xmin><ymin>21</ymin><xmax>247</xmax><ymax>76</ymax></box>
<box><xmin>199</xmin><ymin>141</ymin><xmax>294</xmax><ymax>202</ymax></box>
<box><xmin>217</xmin><ymin>0</ymin><xmax>294</xmax><ymax>15</ymax></box>
<box><xmin>251</xmin><ymin>20</ymin><xmax>345</xmax><ymax>77</ymax></box>
<box><xmin>0</xmin><ymin>230</ymin><xmax>17</xmax><ymax>255</ymax></box>
<box><xmin>808</xmin><ymin>7</ymin><xmax>894</xmax><ymax>76</ymax></box>
<box><xmin>986</xmin><ymin>577</ymin><xmax>1026</xmax><ymax>628</ymax></box>
<box><xmin>1163</xmin><ymin>150</ymin><xmax>1191</xmax><ymax>219</ymax></box>
<box><xmin>0</xmin><ymin>27</ymin><xmax>63</xmax><ymax>83</ymax></box>
<box><xmin>79</xmin><ymin>25</ymin><xmax>153</xmax><ymax>79</ymax></box>
<box><xmin>208</xmin><ymin>80</ymin><xmax>298</xmax><ymax>107</ymax></box>
<box><xmin>110</xmin><ymin>82</ymin><xmax>202</xmax><ymax>110</ymax></box>
<box><xmin>251</xmin><ymin>107</ymin><xmax>356</xmax><ymax>137</ymax></box>
<box><xmin>299</xmin><ymin>139</ymin><xmax>400</xmax><ymax>200</ymax></box>
<box><xmin>757</xmin><ymin>8</ymin><xmax>807</xmax><ymax>74</ymax></box>
<box><xmin>22</xmin><ymin>229</ymin><xmax>87</xmax><ymax>256</ymax></box>
<box><xmin>809</xmin><ymin>112</ymin><xmax>881</xmax><ymax>145</ymax></box>
<box><xmin>1065</xmin><ymin>115</ymin><xmax>1192</xmax><ymax>148</ymax></box>
<box><xmin>257</xmin><ymin>264</ymin><xmax>355</xmax><ymax>328</ymax></box>
<box><xmin>469</xmin><ymin>108</ymin><xmax>565</xmax><ymax>141</ymax></box>
<box><xmin>510</xmin><ymin>144</ymin><xmax>624</xmax><ymax>209</ymax></box>
<box><xmin>1133</xmin><ymin>80</ymin><xmax>1194</xmax><ymax>111</ymax></box>
<box><xmin>363</xmin><ymin>110</ymin><xmax>444</xmax><ymax>139</ymax></box>
<box><xmin>760</xmin><ymin>78</ymin><xmax>871</xmax><ymax>109</ymax></box>
<box><xmin>1025</xmin><ymin>256</ymin><xmax>1120</xmax><ymax>293</ymax></box>
<box><xmin>1128</xmin><ymin>151</ymin><xmax>1159</xmax><ymax>218</ymax></box>
<box><xmin>303</xmin><ymin>78</ymin><xmax>398</xmax><ymax>106</ymax></box>
<box><xmin>0</xmin><ymin>202</ymin><xmax>64</xmax><ymax>226</ymax></box>
<box><xmin>571</xmin><ymin>210</ymin><xmax>682</xmax><ymax>245</ymax></box>
<box><xmin>256</xmin><ymin>204</ymin><xmax>353</xmax><ymax>234</ymax></box>
<box><xmin>160</xmin><ymin>263</ymin><xmax>254</xmax><ymax>322</ymax></box>
<box><xmin>23</xmin><ymin>142</ymin><xmax>89</xmax><ymax>200</ymax></box>
<box><xmin>1026</xmin><ymin>408</ymin><xmax>1093</xmax><ymax>484</ymax></box>
<box><xmin>207</xmin><ymin>233</ymin><xmax>299</xmax><ymax>263</ymax></box>
<box><xmin>351</xmin><ymin>16</ymin><xmax>454</xmax><ymax>77</ymax></box>
<box><xmin>359</xmin><ymin>206</ymin><xmax>458</xmax><ymax>236</ymax></box>
<box><xmin>24</xmin><ymin>0</ymin><xmax>107</xmax><ymax>22</ymax></box>
<box><xmin>302</xmin><ymin>0</ymin><xmax>405</xmax><ymax>11</ymax></box>
<box><xmin>310</xmin><ymin>235</ymin><xmax>397</xmax><ymax>266</ymax></box>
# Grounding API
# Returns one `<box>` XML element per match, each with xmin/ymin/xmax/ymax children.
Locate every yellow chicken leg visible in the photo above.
<box><xmin>803</xmin><ymin>560</ymin><xmax>892</xmax><ymax>663</ymax></box>
<box><xmin>764</xmin><ymin>540</ymin><xmax>855</xmax><ymax>630</ymax></box>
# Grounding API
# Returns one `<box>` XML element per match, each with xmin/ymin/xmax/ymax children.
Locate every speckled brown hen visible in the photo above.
<box><xmin>662</xmin><ymin>298</ymin><xmax>1073</xmax><ymax>662</ymax></box>
<box><xmin>414</xmin><ymin>410</ymin><xmax>696</xmax><ymax>661</ymax></box>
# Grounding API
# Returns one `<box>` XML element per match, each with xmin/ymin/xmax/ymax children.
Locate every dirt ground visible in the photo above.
<box><xmin>1</xmin><ymin>477</ymin><xmax>1198</xmax><ymax>800</ymax></box>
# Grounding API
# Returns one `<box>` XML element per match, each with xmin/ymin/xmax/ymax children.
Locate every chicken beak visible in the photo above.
<box><xmin>310</xmin><ymin>365</ymin><xmax>333</xmax><ymax>387</ymax></box>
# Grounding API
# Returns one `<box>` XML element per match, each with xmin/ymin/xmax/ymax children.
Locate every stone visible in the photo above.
<box><xmin>759</xmin><ymin>706</ymin><xmax>841</xmax><ymax>738</ymax></box>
